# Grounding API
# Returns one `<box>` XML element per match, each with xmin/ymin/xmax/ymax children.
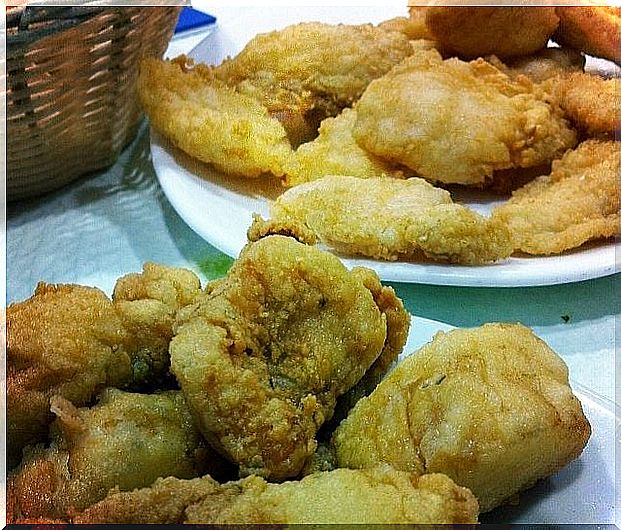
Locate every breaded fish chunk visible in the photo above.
<box><xmin>332</xmin><ymin>323</ymin><xmax>591</xmax><ymax>513</ymax></box>
<box><xmin>75</xmin><ymin>467</ymin><xmax>478</xmax><ymax>525</ymax></box>
<box><xmin>112</xmin><ymin>262</ymin><xmax>202</xmax><ymax>385</ymax></box>
<box><xmin>492</xmin><ymin>140</ymin><xmax>619</xmax><ymax>255</ymax></box>
<box><xmin>265</xmin><ymin>175</ymin><xmax>513</xmax><ymax>264</ymax></box>
<box><xmin>353</xmin><ymin>52</ymin><xmax>577</xmax><ymax>186</ymax></box>
<box><xmin>284</xmin><ymin>108</ymin><xmax>407</xmax><ymax>187</ymax></box>
<box><xmin>170</xmin><ymin>235</ymin><xmax>409</xmax><ymax>480</ymax></box>
<box><xmin>137</xmin><ymin>57</ymin><xmax>293</xmax><ymax>178</ymax></box>
<box><xmin>7</xmin><ymin>284</ymin><xmax>134</xmax><ymax>467</ymax></box>
<box><xmin>7</xmin><ymin>264</ymin><xmax>202</xmax><ymax>467</ymax></box>
<box><xmin>547</xmin><ymin>73</ymin><xmax>620</xmax><ymax>137</ymax></box>
<box><xmin>554</xmin><ymin>6</ymin><xmax>621</xmax><ymax>64</ymax></box>
<box><xmin>425</xmin><ymin>7</ymin><xmax>559</xmax><ymax>59</ymax></box>
<box><xmin>487</xmin><ymin>47</ymin><xmax>585</xmax><ymax>84</ymax></box>
<box><xmin>213</xmin><ymin>22</ymin><xmax>414</xmax><ymax>112</ymax></box>
<box><xmin>7</xmin><ymin>390</ymin><xmax>210</xmax><ymax>522</ymax></box>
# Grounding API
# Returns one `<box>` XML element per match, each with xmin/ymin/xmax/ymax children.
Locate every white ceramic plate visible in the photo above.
<box><xmin>152</xmin><ymin>7</ymin><xmax>619</xmax><ymax>287</ymax></box>
<box><xmin>405</xmin><ymin>316</ymin><xmax>617</xmax><ymax>525</ymax></box>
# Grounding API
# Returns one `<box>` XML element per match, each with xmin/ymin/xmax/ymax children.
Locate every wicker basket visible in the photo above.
<box><xmin>6</xmin><ymin>6</ymin><xmax>182</xmax><ymax>200</ymax></box>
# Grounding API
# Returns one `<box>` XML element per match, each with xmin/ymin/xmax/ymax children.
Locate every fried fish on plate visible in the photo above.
<box><xmin>492</xmin><ymin>140</ymin><xmax>619</xmax><ymax>255</ymax></box>
<box><xmin>424</xmin><ymin>7</ymin><xmax>559</xmax><ymax>59</ymax></box>
<box><xmin>487</xmin><ymin>47</ymin><xmax>586</xmax><ymax>84</ymax></box>
<box><xmin>332</xmin><ymin>323</ymin><xmax>591</xmax><ymax>513</ymax></box>
<box><xmin>137</xmin><ymin>57</ymin><xmax>294</xmax><ymax>178</ymax></box>
<box><xmin>7</xmin><ymin>389</ymin><xmax>219</xmax><ymax>522</ymax></box>
<box><xmin>283</xmin><ymin>108</ymin><xmax>408</xmax><ymax>187</ymax></box>
<box><xmin>352</xmin><ymin>51</ymin><xmax>577</xmax><ymax>187</ymax></box>
<box><xmin>7</xmin><ymin>264</ymin><xmax>201</xmax><ymax>468</ymax></box>
<box><xmin>260</xmin><ymin>175</ymin><xmax>512</xmax><ymax>264</ymax></box>
<box><xmin>170</xmin><ymin>235</ymin><xmax>409</xmax><ymax>480</ymax></box>
<box><xmin>211</xmin><ymin>21</ymin><xmax>415</xmax><ymax>144</ymax></box>
<box><xmin>554</xmin><ymin>5</ymin><xmax>621</xmax><ymax>64</ymax></box>
<box><xmin>74</xmin><ymin>466</ymin><xmax>478</xmax><ymax>524</ymax></box>
<box><xmin>544</xmin><ymin>73</ymin><xmax>620</xmax><ymax>137</ymax></box>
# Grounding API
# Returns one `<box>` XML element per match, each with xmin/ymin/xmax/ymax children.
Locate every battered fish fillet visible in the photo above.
<box><xmin>545</xmin><ymin>73</ymin><xmax>620</xmax><ymax>137</ymax></box>
<box><xmin>7</xmin><ymin>264</ymin><xmax>202</xmax><ymax>468</ymax></box>
<box><xmin>353</xmin><ymin>52</ymin><xmax>577</xmax><ymax>186</ymax></box>
<box><xmin>425</xmin><ymin>7</ymin><xmax>559</xmax><ymax>59</ymax></box>
<box><xmin>137</xmin><ymin>57</ymin><xmax>293</xmax><ymax>178</ymax></box>
<box><xmin>487</xmin><ymin>47</ymin><xmax>586</xmax><ymax>84</ymax></box>
<box><xmin>170</xmin><ymin>235</ymin><xmax>409</xmax><ymax>480</ymax></box>
<box><xmin>554</xmin><ymin>6</ymin><xmax>621</xmax><ymax>64</ymax></box>
<box><xmin>112</xmin><ymin>262</ymin><xmax>203</xmax><ymax>386</ymax></box>
<box><xmin>379</xmin><ymin>12</ymin><xmax>433</xmax><ymax>41</ymax></box>
<box><xmin>284</xmin><ymin>108</ymin><xmax>408</xmax><ymax>187</ymax></box>
<box><xmin>212</xmin><ymin>22</ymin><xmax>414</xmax><ymax>133</ymax></box>
<box><xmin>7</xmin><ymin>389</ymin><xmax>211</xmax><ymax>522</ymax></box>
<box><xmin>332</xmin><ymin>323</ymin><xmax>591</xmax><ymax>513</ymax></box>
<box><xmin>492</xmin><ymin>140</ymin><xmax>619</xmax><ymax>255</ymax></box>
<box><xmin>75</xmin><ymin>467</ymin><xmax>479</xmax><ymax>524</ymax></box>
<box><xmin>264</xmin><ymin>175</ymin><xmax>513</xmax><ymax>264</ymax></box>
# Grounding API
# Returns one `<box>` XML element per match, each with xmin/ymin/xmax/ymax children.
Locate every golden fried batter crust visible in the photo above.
<box><xmin>7</xmin><ymin>264</ymin><xmax>202</xmax><ymax>468</ymax></box>
<box><xmin>554</xmin><ymin>6</ymin><xmax>621</xmax><ymax>64</ymax></box>
<box><xmin>547</xmin><ymin>73</ymin><xmax>620</xmax><ymax>137</ymax></box>
<box><xmin>7</xmin><ymin>284</ymin><xmax>134</xmax><ymax>467</ymax></box>
<box><xmin>492</xmin><ymin>140</ymin><xmax>619</xmax><ymax>255</ymax></box>
<box><xmin>137</xmin><ymin>57</ymin><xmax>293</xmax><ymax>178</ymax></box>
<box><xmin>487</xmin><ymin>47</ymin><xmax>585</xmax><ymax>84</ymax></box>
<box><xmin>170</xmin><ymin>235</ymin><xmax>408</xmax><ymax>480</ymax></box>
<box><xmin>425</xmin><ymin>7</ymin><xmax>559</xmax><ymax>59</ymax></box>
<box><xmin>8</xmin><ymin>390</ymin><xmax>209</xmax><ymax>522</ymax></box>
<box><xmin>332</xmin><ymin>323</ymin><xmax>591</xmax><ymax>513</ymax></box>
<box><xmin>267</xmin><ymin>175</ymin><xmax>513</xmax><ymax>264</ymax></box>
<box><xmin>353</xmin><ymin>52</ymin><xmax>577</xmax><ymax>186</ymax></box>
<box><xmin>284</xmin><ymin>108</ymin><xmax>408</xmax><ymax>187</ymax></box>
<box><xmin>75</xmin><ymin>467</ymin><xmax>479</xmax><ymax>525</ymax></box>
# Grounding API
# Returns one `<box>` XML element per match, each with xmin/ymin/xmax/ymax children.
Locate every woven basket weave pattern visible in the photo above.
<box><xmin>7</xmin><ymin>7</ymin><xmax>180</xmax><ymax>200</ymax></box>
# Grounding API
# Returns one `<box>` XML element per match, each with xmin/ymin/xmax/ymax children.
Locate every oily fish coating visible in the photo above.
<box><xmin>352</xmin><ymin>51</ymin><xmax>577</xmax><ymax>186</ymax></box>
<box><xmin>492</xmin><ymin>140</ymin><xmax>620</xmax><ymax>255</ymax></box>
<box><xmin>7</xmin><ymin>389</ymin><xmax>208</xmax><ymax>522</ymax></box>
<box><xmin>170</xmin><ymin>235</ymin><xmax>395</xmax><ymax>481</ymax></box>
<box><xmin>269</xmin><ymin>175</ymin><xmax>513</xmax><ymax>264</ymax></box>
<box><xmin>75</xmin><ymin>467</ymin><xmax>479</xmax><ymax>525</ymax></box>
<box><xmin>137</xmin><ymin>57</ymin><xmax>293</xmax><ymax>178</ymax></box>
<box><xmin>332</xmin><ymin>323</ymin><xmax>591</xmax><ymax>513</ymax></box>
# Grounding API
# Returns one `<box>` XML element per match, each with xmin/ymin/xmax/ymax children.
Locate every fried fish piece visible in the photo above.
<box><xmin>425</xmin><ymin>7</ymin><xmax>559</xmax><ymax>59</ymax></box>
<box><xmin>332</xmin><ymin>323</ymin><xmax>591</xmax><ymax>513</ymax></box>
<box><xmin>284</xmin><ymin>108</ymin><xmax>408</xmax><ymax>187</ymax></box>
<box><xmin>170</xmin><ymin>235</ymin><xmax>409</xmax><ymax>480</ymax></box>
<box><xmin>75</xmin><ymin>467</ymin><xmax>479</xmax><ymax>525</ymax></box>
<box><xmin>544</xmin><ymin>73</ymin><xmax>620</xmax><ymax>137</ymax></box>
<box><xmin>264</xmin><ymin>175</ymin><xmax>513</xmax><ymax>264</ymax></box>
<box><xmin>7</xmin><ymin>283</ymin><xmax>134</xmax><ymax>468</ymax></box>
<box><xmin>379</xmin><ymin>11</ymin><xmax>433</xmax><ymax>41</ymax></box>
<box><xmin>353</xmin><ymin>52</ymin><xmax>577</xmax><ymax>187</ymax></box>
<box><xmin>112</xmin><ymin>262</ymin><xmax>202</xmax><ymax>386</ymax></box>
<box><xmin>212</xmin><ymin>22</ymin><xmax>415</xmax><ymax>127</ymax></box>
<box><xmin>7</xmin><ymin>264</ymin><xmax>202</xmax><ymax>467</ymax></box>
<box><xmin>137</xmin><ymin>57</ymin><xmax>293</xmax><ymax>178</ymax></box>
<box><xmin>492</xmin><ymin>140</ymin><xmax>619</xmax><ymax>255</ymax></box>
<box><xmin>7</xmin><ymin>389</ymin><xmax>213</xmax><ymax>522</ymax></box>
<box><xmin>487</xmin><ymin>47</ymin><xmax>586</xmax><ymax>84</ymax></box>
<box><xmin>554</xmin><ymin>5</ymin><xmax>621</xmax><ymax>64</ymax></box>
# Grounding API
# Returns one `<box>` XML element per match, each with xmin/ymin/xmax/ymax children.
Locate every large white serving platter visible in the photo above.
<box><xmin>405</xmin><ymin>316</ymin><xmax>616</xmax><ymax>525</ymax></box>
<box><xmin>152</xmin><ymin>6</ymin><xmax>619</xmax><ymax>286</ymax></box>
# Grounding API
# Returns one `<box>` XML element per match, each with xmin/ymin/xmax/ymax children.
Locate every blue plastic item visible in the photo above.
<box><xmin>174</xmin><ymin>7</ymin><xmax>216</xmax><ymax>34</ymax></box>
